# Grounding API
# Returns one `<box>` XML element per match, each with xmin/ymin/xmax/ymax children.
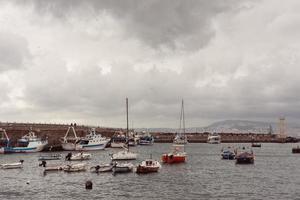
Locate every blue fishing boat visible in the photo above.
<box><xmin>0</xmin><ymin>128</ymin><xmax>48</xmax><ymax>154</ymax></box>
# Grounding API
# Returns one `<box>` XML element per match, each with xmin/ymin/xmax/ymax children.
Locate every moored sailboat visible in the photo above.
<box><xmin>111</xmin><ymin>98</ymin><xmax>137</xmax><ymax>161</ymax></box>
<box><xmin>162</xmin><ymin>100</ymin><xmax>187</xmax><ymax>164</ymax></box>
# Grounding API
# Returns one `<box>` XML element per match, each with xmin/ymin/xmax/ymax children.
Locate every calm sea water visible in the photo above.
<box><xmin>0</xmin><ymin>143</ymin><xmax>300</xmax><ymax>200</ymax></box>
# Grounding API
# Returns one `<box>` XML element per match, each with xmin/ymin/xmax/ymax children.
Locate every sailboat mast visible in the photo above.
<box><xmin>126</xmin><ymin>97</ymin><xmax>129</xmax><ymax>151</ymax></box>
<box><xmin>182</xmin><ymin>99</ymin><xmax>185</xmax><ymax>134</ymax></box>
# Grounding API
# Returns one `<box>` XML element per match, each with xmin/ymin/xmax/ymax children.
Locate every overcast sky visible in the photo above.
<box><xmin>0</xmin><ymin>0</ymin><xmax>299</xmax><ymax>128</ymax></box>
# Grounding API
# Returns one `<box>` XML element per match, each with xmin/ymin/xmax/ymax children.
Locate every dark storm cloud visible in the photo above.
<box><xmin>28</xmin><ymin>0</ymin><xmax>238</xmax><ymax>50</ymax></box>
<box><xmin>0</xmin><ymin>0</ymin><xmax>300</xmax><ymax>128</ymax></box>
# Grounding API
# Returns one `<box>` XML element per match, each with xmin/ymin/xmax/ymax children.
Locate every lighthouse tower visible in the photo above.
<box><xmin>277</xmin><ymin>117</ymin><xmax>287</xmax><ymax>141</ymax></box>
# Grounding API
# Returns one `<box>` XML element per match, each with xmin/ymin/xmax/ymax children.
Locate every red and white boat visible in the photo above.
<box><xmin>162</xmin><ymin>100</ymin><xmax>187</xmax><ymax>164</ymax></box>
<box><xmin>136</xmin><ymin>159</ymin><xmax>161</xmax><ymax>173</ymax></box>
<box><xmin>162</xmin><ymin>144</ymin><xmax>187</xmax><ymax>164</ymax></box>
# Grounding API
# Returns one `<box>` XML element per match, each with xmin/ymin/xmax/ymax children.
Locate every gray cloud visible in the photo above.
<box><xmin>28</xmin><ymin>0</ymin><xmax>239</xmax><ymax>50</ymax></box>
<box><xmin>0</xmin><ymin>0</ymin><xmax>300</xmax><ymax>128</ymax></box>
<box><xmin>0</xmin><ymin>32</ymin><xmax>30</xmax><ymax>72</ymax></box>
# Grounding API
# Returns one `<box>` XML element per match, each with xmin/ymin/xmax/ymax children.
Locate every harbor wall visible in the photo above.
<box><xmin>0</xmin><ymin>122</ymin><xmax>298</xmax><ymax>150</ymax></box>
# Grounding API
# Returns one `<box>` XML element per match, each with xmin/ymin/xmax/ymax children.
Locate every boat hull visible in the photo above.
<box><xmin>61</xmin><ymin>143</ymin><xmax>76</xmax><ymax>151</ymax></box>
<box><xmin>161</xmin><ymin>154</ymin><xmax>186</xmax><ymax>164</ymax></box>
<box><xmin>111</xmin><ymin>151</ymin><xmax>137</xmax><ymax>160</ymax></box>
<box><xmin>252</xmin><ymin>143</ymin><xmax>261</xmax><ymax>148</ymax></box>
<box><xmin>110</xmin><ymin>142</ymin><xmax>126</xmax><ymax>148</ymax></box>
<box><xmin>38</xmin><ymin>154</ymin><xmax>62</xmax><ymax>161</ymax></box>
<box><xmin>139</xmin><ymin>140</ymin><xmax>154</xmax><ymax>145</ymax></box>
<box><xmin>112</xmin><ymin>164</ymin><xmax>133</xmax><ymax>173</ymax></box>
<box><xmin>75</xmin><ymin>142</ymin><xmax>108</xmax><ymax>151</ymax></box>
<box><xmin>0</xmin><ymin>163</ymin><xmax>23</xmax><ymax>169</ymax></box>
<box><xmin>0</xmin><ymin>143</ymin><xmax>47</xmax><ymax>154</ymax></box>
<box><xmin>63</xmin><ymin>163</ymin><xmax>86</xmax><ymax>172</ymax></box>
<box><xmin>236</xmin><ymin>157</ymin><xmax>254</xmax><ymax>164</ymax></box>
<box><xmin>90</xmin><ymin>164</ymin><xmax>113</xmax><ymax>173</ymax></box>
<box><xmin>292</xmin><ymin>148</ymin><xmax>300</xmax><ymax>153</ymax></box>
<box><xmin>136</xmin><ymin>165</ymin><xmax>159</xmax><ymax>173</ymax></box>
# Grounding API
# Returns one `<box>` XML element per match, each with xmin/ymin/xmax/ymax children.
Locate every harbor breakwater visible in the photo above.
<box><xmin>0</xmin><ymin>122</ymin><xmax>298</xmax><ymax>150</ymax></box>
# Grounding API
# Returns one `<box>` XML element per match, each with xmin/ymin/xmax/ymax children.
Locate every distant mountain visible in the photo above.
<box><xmin>136</xmin><ymin>120</ymin><xmax>300</xmax><ymax>137</ymax></box>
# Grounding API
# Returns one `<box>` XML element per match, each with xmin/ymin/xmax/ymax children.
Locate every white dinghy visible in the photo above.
<box><xmin>65</xmin><ymin>152</ymin><xmax>91</xmax><ymax>161</ymax></box>
<box><xmin>0</xmin><ymin>160</ymin><xmax>24</xmax><ymax>169</ymax></box>
<box><xmin>63</xmin><ymin>163</ymin><xmax>87</xmax><ymax>172</ymax></box>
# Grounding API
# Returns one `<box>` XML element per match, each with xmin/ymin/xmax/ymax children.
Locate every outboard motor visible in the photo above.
<box><xmin>95</xmin><ymin>165</ymin><xmax>100</xmax><ymax>173</ymax></box>
<box><xmin>65</xmin><ymin>152</ymin><xmax>72</xmax><ymax>161</ymax></box>
<box><xmin>39</xmin><ymin>160</ymin><xmax>47</xmax><ymax>167</ymax></box>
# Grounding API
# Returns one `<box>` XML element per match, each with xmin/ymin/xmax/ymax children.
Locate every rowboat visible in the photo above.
<box><xmin>0</xmin><ymin>160</ymin><xmax>24</xmax><ymax>169</ymax></box>
<box><xmin>63</xmin><ymin>163</ymin><xmax>87</xmax><ymax>172</ymax></box>
<box><xmin>65</xmin><ymin>152</ymin><xmax>91</xmax><ymax>161</ymax></box>
<box><xmin>90</xmin><ymin>163</ymin><xmax>114</xmax><ymax>173</ymax></box>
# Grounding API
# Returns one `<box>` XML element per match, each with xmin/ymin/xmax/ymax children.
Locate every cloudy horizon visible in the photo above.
<box><xmin>0</xmin><ymin>0</ymin><xmax>299</xmax><ymax>128</ymax></box>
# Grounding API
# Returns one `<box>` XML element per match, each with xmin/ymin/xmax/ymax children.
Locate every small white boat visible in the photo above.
<box><xmin>0</xmin><ymin>160</ymin><xmax>24</xmax><ymax>169</ymax></box>
<box><xmin>112</xmin><ymin>162</ymin><xmax>134</xmax><ymax>174</ymax></box>
<box><xmin>90</xmin><ymin>163</ymin><xmax>114</xmax><ymax>173</ymax></box>
<box><xmin>111</xmin><ymin>147</ymin><xmax>137</xmax><ymax>160</ymax></box>
<box><xmin>75</xmin><ymin>128</ymin><xmax>110</xmax><ymax>151</ymax></box>
<box><xmin>173</xmin><ymin>134</ymin><xmax>188</xmax><ymax>144</ymax></box>
<box><xmin>63</xmin><ymin>163</ymin><xmax>87</xmax><ymax>172</ymax></box>
<box><xmin>207</xmin><ymin>132</ymin><xmax>221</xmax><ymax>144</ymax></box>
<box><xmin>136</xmin><ymin>158</ymin><xmax>161</xmax><ymax>173</ymax></box>
<box><xmin>65</xmin><ymin>152</ymin><xmax>91</xmax><ymax>161</ymax></box>
<box><xmin>61</xmin><ymin>126</ymin><xmax>80</xmax><ymax>151</ymax></box>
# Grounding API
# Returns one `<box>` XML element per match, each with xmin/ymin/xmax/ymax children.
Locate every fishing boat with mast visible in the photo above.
<box><xmin>75</xmin><ymin>128</ymin><xmax>110</xmax><ymax>151</ymax></box>
<box><xmin>61</xmin><ymin>125</ymin><xmax>80</xmax><ymax>151</ymax></box>
<box><xmin>0</xmin><ymin>128</ymin><xmax>48</xmax><ymax>153</ymax></box>
<box><xmin>162</xmin><ymin>100</ymin><xmax>187</xmax><ymax>164</ymax></box>
<box><xmin>111</xmin><ymin>98</ymin><xmax>137</xmax><ymax>160</ymax></box>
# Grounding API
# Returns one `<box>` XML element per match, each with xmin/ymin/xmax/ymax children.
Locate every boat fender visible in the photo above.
<box><xmin>85</xmin><ymin>181</ymin><xmax>93</xmax><ymax>190</ymax></box>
